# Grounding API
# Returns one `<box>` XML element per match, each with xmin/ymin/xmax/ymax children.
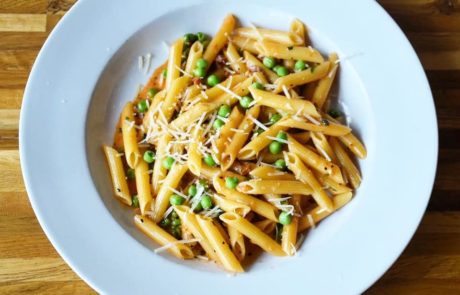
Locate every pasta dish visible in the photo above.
<box><xmin>102</xmin><ymin>14</ymin><xmax>366</xmax><ymax>272</ymax></box>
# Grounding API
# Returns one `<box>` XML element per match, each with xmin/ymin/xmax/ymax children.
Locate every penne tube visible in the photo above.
<box><xmin>215</xmin><ymin>106</ymin><xmax>244</xmax><ymax>157</ymax></box>
<box><xmin>284</xmin><ymin>152</ymin><xmax>334</xmax><ymax>212</ymax></box>
<box><xmin>188</xmin><ymin>128</ymin><xmax>203</xmax><ymax>176</ymax></box>
<box><xmin>244</xmin><ymin>51</ymin><xmax>279</xmax><ymax>83</ymax></box>
<box><xmin>161</xmin><ymin>76</ymin><xmax>190</xmax><ymax>121</ymax></box>
<box><xmin>154</xmin><ymin>164</ymin><xmax>189</xmax><ymax>222</ymax></box>
<box><xmin>134</xmin><ymin>215</ymin><xmax>194</xmax><ymax>259</ymax></box>
<box><xmin>173</xmin><ymin>206</ymin><xmax>220</xmax><ymax>262</ymax></box>
<box><xmin>256</xmin><ymin>40</ymin><xmax>324</xmax><ymax>63</ymax></box>
<box><xmin>185</xmin><ymin>41</ymin><xmax>204</xmax><ymax>74</ymax></box>
<box><xmin>135</xmin><ymin>160</ymin><xmax>153</xmax><ymax>215</ymax></box>
<box><xmin>324</xmin><ymin>114</ymin><xmax>367</xmax><ymax>159</ymax></box>
<box><xmin>166</xmin><ymin>38</ymin><xmax>185</xmax><ymax>91</ymax></box>
<box><xmin>315</xmin><ymin>172</ymin><xmax>352</xmax><ymax>195</ymax></box>
<box><xmin>143</xmin><ymin>89</ymin><xmax>166</xmax><ymax>132</ymax></box>
<box><xmin>290</xmin><ymin>131</ymin><xmax>311</xmax><ymax>144</ymax></box>
<box><xmin>254</xmin><ymin>219</ymin><xmax>276</xmax><ymax>235</ymax></box>
<box><xmin>219</xmin><ymin>212</ymin><xmax>286</xmax><ymax>256</ymax></box>
<box><xmin>290</xmin><ymin>18</ymin><xmax>306</xmax><ymax>45</ymax></box>
<box><xmin>221</xmin><ymin>105</ymin><xmax>260</xmax><ymax>170</ymax></box>
<box><xmin>253</xmin><ymin>71</ymin><xmax>269</xmax><ymax>84</ymax></box>
<box><xmin>203</xmin><ymin>14</ymin><xmax>236</xmax><ymax>68</ymax></box>
<box><xmin>102</xmin><ymin>145</ymin><xmax>131</xmax><ymax>206</ymax></box>
<box><xmin>212</xmin><ymin>194</ymin><xmax>251</xmax><ymax>217</ymax></box>
<box><xmin>231</xmin><ymin>36</ymin><xmax>260</xmax><ymax>55</ymax></box>
<box><xmin>277</xmin><ymin>118</ymin><xmax>351</xmax><ymax>136</ymax></box>
<box><xmin>312</xmin><ymin>53</ymin><xmax>339</xmax><ymax>109</ymax></box>
<box><xmin>297</xmin><ymin>192</ymin><xmax>353</xmax><ymax>232</ymax></box>
<box><xmin>288</xmin><ymin>136</ymin><xmax>344</xmax><ymax>183</ymax></box>
<box><xmin>259</xmin><ymin>149</ymin><xmax>284</xmax><ymax>163</ymax></box>
<box><xmin>235</xmin><ymin>27</ymin><xmax>303</xmax><ymax>46</ymax></box>
<box><xmin>121</xmin><ymin>102</ymin><xmax>141</xmax><ymax>168</ymax></box>
<box><xmin>213</xmin><ymin>177</ymin><xmax>278</xmax><ymax>222</ymax></box>
<box><xmin>225</xmin><ymin>42</ymin><xmax>247</xmax><ymax>73</ymax></box>
<box><xmin>330</xmin><ymin>138</ymin><xmax>362</xmax><ymax>189</ymax></box>
<box><xmin>249</xmin><ymin>88</ymin><xmax>320</xmax><ymax>118</ymax></box>
<box><xmin>274</xmin><ymin>62</ymin><xmax>330</xmax><ymax>93</ymax></box>
<box><xmin>152</xmin><ymin>133</ymin><xmax>172</xmax><ymax>194</ymax></box>
<box><xmin>228</xmin><ymin>226</ymin><xmax>246</xmax><ymax>261</ymax></box>
<box><xmin>311</xmin><ymin>132</ymin><xmax>337</xmax><ymax>163</ymax></box>
<box><xmin>281</xmin><ymin>217</ymin><xmax>298</xmax><ymax>256</ymax></box>
<box><xmin>249</xmin><ymin>166</ymin><xmax>296</xmax><ymax>181</ymax></box>
<box><xmin>196</xmin><ymin>215</ymin><xmax>244</xmax><ymax>272</ymax></box>
<box><xmin>237</xmin><ymin>179</ymin><xmax>313</xmax><ymax>195</ymax></box>
<box><xmin>238</xmin><ymin>117</ymin><xmax>291</xmax><ymax>160</ymax></box>
<box><xmin>182</xmin><ymin>85</ymin><xmax>202</xmax><ymax>108</ymax></box>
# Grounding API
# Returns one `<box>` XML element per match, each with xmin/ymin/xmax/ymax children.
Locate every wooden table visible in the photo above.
<box><xmin>0</xmin><ymin>0</ymin><xmax>458</xmax><ymax>294</ymax></box>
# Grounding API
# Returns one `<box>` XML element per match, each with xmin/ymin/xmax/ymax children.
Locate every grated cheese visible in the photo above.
<box><xmin>305</xmin><ymin>114</ymin><xmax>321</xmax><ymax>125</ymax></box>
<box><xmin>316</xmin><ymin>144</ymin><xmax>332</xmax><ymax>162</ymax></box>
<box><xmin>248</xmin><ymin>115</ymin><xmax>268</xmax><ymax>131</ymax></box>
<box><xmin>282</xmin><ymin>85</ymin><xmax>291</xmax><ymax>99</ymax></box>
<box><xmin>307</xmin><ymin>214</ymin><xmax>316</xmax><ymax>229</ymax></box>
<box><xmin>216</xmin><ymin>84</ymin><xmax>242</xmax><ymax>101</ymax></box>
<box><xmin>138</xmin><ymin>55</ymin><xmax>144</xmax><ymax>71</ymax></box>
<box><xmin>168</xmin><ymin>187</ymin><xmax>189</xmax><ymax>201</ymax></box>
<box><xmin>266</xmin><ymin>136</ymin><xmax>289</xmax><ymax>144</ymax></box>
<box><xmin>175</xmin><ymin>65</ymin><xmax>193</xmax><ymax>77</ymax></box>
<box><xmin>144</xmin><ymin>53</ymin><xmax>152</xmax><ymax>74</ymax></box>
<box><xmin>154</xmin><ymin>238</ymin><xmax>201</xmax><ymax>254</ymax></box>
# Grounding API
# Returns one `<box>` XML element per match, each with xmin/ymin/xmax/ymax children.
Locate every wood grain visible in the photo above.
<box><xmin>0</xmin><ymin>0</ymin><xmax>458</xmax><ymax>294</ymax></box>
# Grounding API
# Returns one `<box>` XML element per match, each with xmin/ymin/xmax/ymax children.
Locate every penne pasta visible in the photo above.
<box><xmin>215</xmin><ymin>106</ymin><xmax>244</xmax><ymax>157</ymax></box>
<box><xmin>274</xmin><ymin>62</ymin><xmax>330</xmax><ymax>93</ymax></box>
<box><xmin>237</xmin><ymin>179</ymin><xmax>313</xmax><ymax>195</ymax></box>
<box><xmin>187</xmin><ymin>128</ymin><xmax>203</xmax><ymax>176</ymax></box>
<box><xmin>249</xmin><ymin>166</ymin><xmax>296</xmax><ymax>181</ymax></box>
<box><xmin>212</xmin><ymin>194</ymin><xmax>251</xmax><ymax>217</ymax></box>
<box><xmin>256</xmin><ymin>40</ymin><xmax>324</xmax><ymax>63</ymax></box>
<box><xmin>311</xmin><ymin>53</ymin><xmax>339</xmax><ymax>109</ymax></box>
<box><xmin>134</xmin><ymin>215</ymin><xmax>194</xmax><ymax>259</ymax></box>
<box><xmin>311</xmin><ymin>132</ymin><xmax>338</xmax><ymax>163</ymax></box>
<box><xmin>213</xmin><ymin>177</ymin><xmax>279</xmax><ymax>222</ymax></box>
<box><xmin>166</xmin><ymin>38</ymin><xmax>184</xmax><ymax>91</ymax></box>
<box><xmin>231</xmin><ymin>36</ymin><xmax>260</xmax><ymax>55</ymax></box>
<box><xmin>235</xmin><ymin>27</ymin><xmax>303</xmax><ymax>46</ymax></box>
<box><xmin>220</xmin><ymin>212</ymin><xmax>286</xmax><ymax>256</ymax></box>
<box><xmin>121</xmin><ymin>102</ymin><xmax>141</xmax><ymax>168</ymax></box>
<box><xmin>244</xmin><ymin>51</ymin><xmax>279</xmax><ymax>83</ymax></box>
<box><xmin>185</xmin><ymin>41</ymin><xmax>204</xmax><ymax>74</ymax></box>
<box><xmin>152</xmin><ymin>133</ymin><xmax>172</xmax><ymax>194</ymax></box>
<box><xmin>254</xmin><ymin>219</ymin><xmax>276</xmax><ymax>235</ymax></box>
<box><xmin>290</xmin><ymin>18</ymin><xmax>306</xmax><ymax>45</ymax></box>
<box><xmin>330</xmin><ymin>138</ymin><xmax>362</xmax><ymax>189</ymax></box>
<box><xmin>281</xmin><ymin>217</ymin><xmax>298</xmax><ymax>256</ymax></box>
<box><xmin>153</xmin><ymin>163</ymin><xmax>189</xmax><ymax>222</ymax></box>
<box><xmin>203</xmin><ymin>14</ymin><xmax>236</xmax><ymax>67</ymax></box>
<box><xmin>228</xmin><ymin>226</ymin><xmax>246</xmax><ymax>261</ymax></box>
<box><xmin>225</xmin><ymin>42</ymin><xmax>247</xmax><ymax>74</ymax></box>
<box><xmin>103</xmin><ymin>145</ymin><xmax>131</xmax><ymax>206</ymax></box>
<box><xmin>135</xmin><ymin>160</ymin><xmax>154</xmax><ymax>215</ymax></box>
<box><xmin>277</xmin><ymin>118</ymin><xmax>351</xmax><ymax>136</ymax></box>
<box><xmin>196</xmin><ymin>215</ymin><xmax>244</xmax><ymax>272</ymax></box>
<box><xmin>297</xmin><ymin>192</ymin><xmax>353</xmax><ymax>232</ymax></box>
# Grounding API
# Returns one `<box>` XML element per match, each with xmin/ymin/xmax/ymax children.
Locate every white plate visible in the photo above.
<box><xmin>20</xmin><ymin>0</ymin><xmax>438</xmax><ymax>294</ymax></box>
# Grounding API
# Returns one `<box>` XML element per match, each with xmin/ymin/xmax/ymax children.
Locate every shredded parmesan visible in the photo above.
<box><xmin>307</xmin><ymin>214</ymin><xmax>316</xmax><ymax>229</ymax></box>
<box><xmin>305</xmin><ymin>114</ymin><xmax>321</xmax><ymax>125</ymax></box>
<box><xmin>168</xmin><ymin>187</ymin><xmax>189</xmax><ymax>201</ymax></box>
<box><xmin>196</xmin><ymin>255</ymin><xmax>209</xmax><ymax>261</ymax></box>
<box><xmin>282</xmin><ymin>85</ymin><xmax>291</xmax><ymax>99</ymax></box>
<box><xmin>316</xmin><ymin>144</ymin><xmax>332</xmax><ymax>162</ymax></box>
<box><xmin>138</xmin><ymin>56</ymin><xmax>144</xmax><ymax>71</ymax></box>
<box><xmin>266</xmin><ymin>136</ymin><xmax>288</xmax><ymax>144</ymax></box>
<box><xmin>248</xmin><ymin>115</ymin><xmax>268</xmax><ymax>131</ymax></box>
<box><xmin>216</xmin><ymin>84</ymin><xmax>242</xmax><ymax>100</ymax></box>
<box><xmin>162</xmin><ymin>206</ymin><xmax>175</xmax><ymax>220</ymax></box>
<box><xmin>144</xmin><ymin>53</ymin><xmax>152</xmax><ymax>74</ymax></box>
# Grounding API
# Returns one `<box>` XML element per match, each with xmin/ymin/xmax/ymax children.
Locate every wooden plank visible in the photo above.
<box><xmin>434</xmin><ymin>150</ymin><xmax>460</xmax><ymax>191</ymax></box>
<box><xmin>0</xmin><ymin>110</ymin><xmax>19</xmax><ymax>131</ymax></box>
<box><xmin>0</xmin><ymin>130</ymin><xmax>19</xmax><ymax>150</ymax></box>
<box><xmin>407</xmin><ymin>32</ymin><xmax>460</xmax><ymax>51</ymax></box>
<box><xmin>367</xmin><ymin>278</ymin><xmax>460</xmax><ymax>294</ymax></box>
<box><xmin>0</xmin><ymin>150</ymin><xmax>24</xmax><ymax>193</ymax></box>
<box><xmin>0</xmin><ymin>258</ymin><xmax>81</xmax><ymax>283</ymax></box>
<box><xmin>0</xmin><ymin>89</ymin><xmax>22</xmax><ymax>109</ymax></box>
<box><xmin>0</xmin><ymin>49</ymin><xmax>38</xmax><ymax>89</ymax></box>
<box><xmin>0</xmin><ymin>0</ymin><xmax>47</xmax><ymax>14</ymax></box>
<box><xmin>0</xmin><ymin>14</ymin><xmax>46</xmax><ymax>33</ymax></box>
<box><xmin>47</xmin><ymin>0</ymin><xmax>78</xmax><ymax>15</ymax></box>
<box><xmin>379</xmin><ymin>0</ymin><xmax>460</xmax><ymax>15</ymax></box>
<box><xmin>0</xmin><ymin>192</ymin><xmax>33</xmax><ymax>216</ymax></box>
<box><xmin>434</xmin><ymin>89</ymin><xmax>460</xmax><ymax>129</ymax></box>
<box><xmin>0</xmin><ymin>216</ymin><xmax>60</xmax><ymax>259</ymax></box>
<box><xmin>427</xmin><ymin>70</ymin><xmax>460</xmax><ymax>89</ymax></box>
<box><xmin>0</xmin><ymin>281</ymin><xmax>95</xmax><ymax>295</ymax></box>
<box><xmin>0</xmin><ymin>32</ymin><xmax>48</xmax><ymax>50</ymax></box>
<box><xmin>419</xmin><ymin>50</ymin><xmax>460</xmax><ymax>70</ymax></box>
<box><xmin>389</xmin><ymin>14</ymin><xmax>460</xmax><ymax>32</ymax></box>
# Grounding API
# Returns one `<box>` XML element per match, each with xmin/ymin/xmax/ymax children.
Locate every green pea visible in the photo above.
<box><xmin>218</xmin><ymin>104</ymin><xmax>231</xmax><ymax>118</ymax></box>
<box><xmin>137</xmin><ymin>100</ymin><xmax>149</xmax><ymax>113</ymax></box>
<box><xmin>263</xmin><ymin>57</ymin><xmax>276</xmax><ymax>69</ymax></box>
<box><xmin>201</xmin><ymin>39</ymin><xmax>210</xmax><ymax>48</ymax></box>
<box><xmin>171</xmin><ymin>211</ymin><xmax>178</xmax><ymax>219</ymax></box>
<box><xmin>294</xmin><ymin>60</ymin><xmax>306</xmax><ymax>71</ymax></box>
<box><xmin>204</xmin><ymin>154</ymin><xmax>216</xmax><ymax>167</ymax></box>
<box><xmin>146</xmin><ymin>88</ymin><xmax>159</xmax><ymax>98</ymax></box>
<box><xmin>328</xmin><ymin>109</ymin><xmax>341</xmax><ymax>118</ymax></box>
<box><xmin>255</xmin><ymin>128</ymin><xmax>264</xmax><ymax>135</ymax></box>
<box><xmin>170</xmin><ymin>194</ymin><xmax>185</xmax><ymax>206</ymax></box>
<box><xmin>274</xmin><ymin>159</ymin><xmax>286</xmax><ymax>170</ymax></box>
<box><xmin>276</xmin><ymin>131</ymin><xmax>288</xmax><ymax>141</ymax></box>
<box><xmin>163</xmin><ymin>156</ymin><xmax>175</xmax><ymax>170</ymax></box>
<box><xmin>279</xmin><ymin>211</ymin><xmax>293</xmax><ymax>225</ymax></box>
<box><xmin>225</xmin><ymin>177</ymin><xmax>239</xmax><ymax>189</ymax></box>
<box><xmin>275</xmin><ymin>66</ymin><xmax>289</xmax><ymax>77</ymax></box>
<box><xmin>240</xmin><ymin>96</ymin><xmax>253</xmax><ymax>109</ymax></box>
<box><xmin>272</xmin><ymin>65</ymin><xmax>281</xmax><ymax>72</ymax></box>
<box><xmin>213</xmin><ymin>118</ymin><xmax>225</xmax><ymax>130</ymax></box>
<box><xmin>172</xmin><ymin>218</ymin><xmax>181</xmax><ymax>226</ymax></box>
<box><xmin>269</xmin><ymin>113</ymin><xmax>282</xmax><ymax>124</ymax></box>
<box><xmin>207</xmin><ymin>74</ymin><xmax>220</xmax><ymax>87</ymax></box>
<box><xmin>172</xmin><ymin>226</ymin><xmax>181</xmax><ymax>238</ymax></box>
<box><xmin>126</xmin><ymin>168</ymin><xmax>135</xmax><ymax>180</ymax></box>
<box><xmin>131</xmin><ymin>195</ymin><xmax>139</xmax><ymax>208</ymax></box>
<box><xmin>160</xmin><ymin>218</ymin><xmax>171</xmax><ymax>227</ymax></box>
<box><xmin>193</xmin><ymin>67</ymin><xmax>206</xmax><ymax>78</ymax></box>
<box><xmin>200</xmin><ymin>195</ymin><xmax>213</xmax><ymax>210</ymax></box>
<box><xmin>196</xmin><ymin>58</ymin><xmax>208</xmax><ymax>69</ymax></box>
<box><xmin>251</xmin><ymin>82</ymin><xmax>264</xmax><ymax>90</ymax></box>
<box><xmin>162</xmin><ymin>69</ymin><xmax>167</xmax><ymax>77</ymax></box>
<box><xmin>193</xmin><ymin>202</ymin><xmax>203</xmax><ymax>212</ymax></box>
<box><xmin>143</xmin><ymin>150</ymin><xmax>155</xmax><ymax>164</ymax></box>
<box><xmin>269</xmin><ymin>141</ymin><xmax>283</xmax><ymax>154</ymax></box>
<box><xmin>188</xmin><ymin>184</ymin><xmax>197</xmax><ymax>197</ymax></box>
<box><xmin>197</xmin><ymin>32</ymin><xmax>207</xmax><ymax>42</ymax></box>
<box><xmin>183</xmin><ymin>33</ymin><xmax>197</xmax><ymax>43</ymax></box>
